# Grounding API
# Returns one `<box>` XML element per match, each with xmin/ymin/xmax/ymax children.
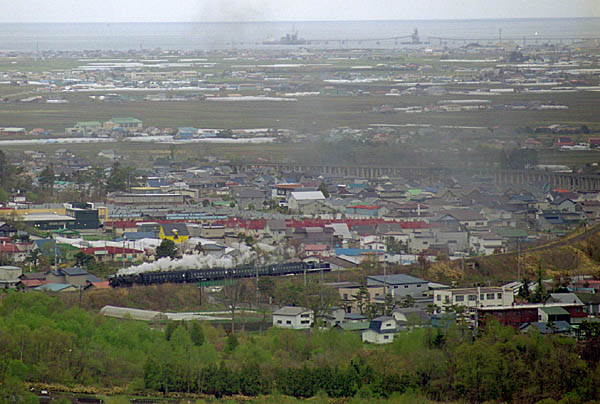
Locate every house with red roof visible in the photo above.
<box><xmin>589</xmin><ymin>138</ymin><xmax>600</xmax><ymax>149</ymax></box>
<box><xmin>553</xmin><ymin>136</ymin><xmax>574</xmax><ymax>148</ymax></box>
<box><xmin>85</xmin><ymin>281</ymin><xmax>110</xmax><ymax>290</ymax></box>
<box><xmin>17</xmin><ymin>279</ymin><xmax>47</xmax><ymax>289</ymax></box>
<box><xmin>0</xmin><ymin>241</ymin><xmax>29</xmax><ymax>262</ymax></box>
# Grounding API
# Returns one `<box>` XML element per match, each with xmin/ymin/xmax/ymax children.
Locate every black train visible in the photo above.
<box><xmin>109</xmin><ymin>262</ymin><xmax>330</xmax><ymax>287</ymax></box>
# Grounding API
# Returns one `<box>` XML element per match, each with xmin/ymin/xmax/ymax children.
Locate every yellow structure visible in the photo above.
<box><xmin>0</xmin><ymin>206</ymin><xmax>108</xmax><ymax>223</ymax></box>
<box><xmin>159</xmin><ymin>224</ymin><xmax>189</xmax><ymax>244</ymax></box>
<box><xmin>0</xmin><ymin>207</ymin><xmax>67</xmax><ymax>218</ymax></box>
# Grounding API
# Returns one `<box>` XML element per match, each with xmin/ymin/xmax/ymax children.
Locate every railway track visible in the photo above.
<box><xmin>474</xmin><ymin>223</ymin><xmax>600</xmax><ymax>261</ymax></box>
<box><xmin>109</xmin><ymin>262</ymin><xmax>331</xmax><ymax>288</ymax></box>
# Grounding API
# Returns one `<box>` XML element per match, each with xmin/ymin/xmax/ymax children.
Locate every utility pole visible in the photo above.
<box><xmin>383</xmin><ymin>260</ymin><xmax>387</xmax><ymax>298</ymax></box>
<box><xmin>517</xmin><ymin>238</ymin><xmax>521</xmax><ymax>282</ymax></box>
<box><xmin>122</xmin><ymin>237</ymin><xmax>126</xmax><ymax>271</ymax></box>
<box><xmin>320</xmin><ymin>265</ymin><xmax>324</xmax><ymax>307</ymax></box>
<box><xmin>255</xmin><ymin>262</ymin><xmax>259</xmax><ymax>307</ymax></box>
<box><xmin>198</xmin><ymin>283</ymin><xmax>203</xmax><ymax>307</ymax></box>
<box><xmin>475</xmin><ymin>285</ymin><xmax>480</xmax><ymax>330</ymax></box>
<box><xmin>304</xmin><ymin>266</ymin><xmax>307</xmax><ymax>287</ymax></box>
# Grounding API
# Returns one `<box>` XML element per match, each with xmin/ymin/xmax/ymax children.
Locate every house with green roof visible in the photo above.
<box><xmin>334</xmin><ymin>321</ymin><xmax>370</xmax><ymax>332</ymax></box>
<box><xmin>50</xmin><ymin>228</ymin><xmax>81</xmax><ymax>239</ymax></box>
<box><xmin>103</xmin><ymin>117</ymin><xmax>143</xmax><ymax>131</ymax></box>
<box><xmin>495</xmin><ymin>228</ymin><xmax>528</xmax><ymax>239</ymax></box>
<box><xmin>538</xmin><ymin>306</ymin><xmax>571</xmax><ymax>323</ymax></box>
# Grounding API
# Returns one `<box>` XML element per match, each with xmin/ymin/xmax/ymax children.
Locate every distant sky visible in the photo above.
<box><xmin>2</xmin><ymin>0</ymin><xmax>599</xmax><ymax>23</ymax></box>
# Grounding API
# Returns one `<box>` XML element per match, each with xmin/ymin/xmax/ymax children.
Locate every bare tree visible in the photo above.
<box><xmin>219</xmin><ymin>278</ymin><xmax>252</xmax><ymax>334</ymax></box>
<box><xmin>300</xmin><ymin>281</ymin><xmax>340</xmax><ymax>328</ymax></box>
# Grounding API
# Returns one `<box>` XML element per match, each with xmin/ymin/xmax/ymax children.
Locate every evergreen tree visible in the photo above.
<box><xmin>74</xmin><ymin>251</ymin><xmax>95</xmax><ymax>268</ymax></box>
<box><xmin>318</xmin><ymin>182</ymin><xmax>330</xmax><ymax>198</ymax></box>
<box><xmin>189</xmin><ymin>321</ymin><xmax>204</xmax><ymax>347</ymax></box>
<box><xmin>352</xmin><ymin>285</ymin><xmax>370</xmax><ymax>315</ymax></box>
<box><xmin>106</xmin><ymin>162</ymin><xmax>135</xmax><ymax>193</ymax></box>
<box><xmin>518</xmin><ymin>276</ymin><xmax>531</xmax><ymax>300</ymax></box>
<box><xmin>225</xmin><ymin>334</ymin><xmax>238</xmax><ymax>352</ymax></box>
<box><xmin>156</xmin><ymin>239</ymin><xmax>177</xmax><ymax>259</ymax></box>
<box><xmin>38</xmin><ymin>165</ymin><xmax>55</xmax><ymax>192</ymax></box>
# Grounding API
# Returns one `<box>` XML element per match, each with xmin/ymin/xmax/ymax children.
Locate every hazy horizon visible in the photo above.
<box><xmin>2</xmin><ymin>16</ymin><xmax>600</xmax><ymax>24</ymax></box>
<box><xmin>2</xmin><ymin>0</ymin><xmax>599</xmax><ymax>24</ymax></box>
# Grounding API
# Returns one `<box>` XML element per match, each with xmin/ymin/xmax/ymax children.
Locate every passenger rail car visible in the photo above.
<box><xmin>109</xmin><ymin>262</ymin><xmax>330</xmax><ymax>287</ymax></box>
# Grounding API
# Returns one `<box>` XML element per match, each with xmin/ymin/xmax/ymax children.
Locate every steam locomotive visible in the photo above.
<box><xmin>108</xmin><ymin>261</ymin><xmax>331</xmax><ymax>288</ymax></box>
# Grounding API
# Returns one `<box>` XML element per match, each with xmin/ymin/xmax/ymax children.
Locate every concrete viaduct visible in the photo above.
<box><xmin>234</xmin><ymin>163</ymin><xmax>600</xmax><ymax>191</ymax></box>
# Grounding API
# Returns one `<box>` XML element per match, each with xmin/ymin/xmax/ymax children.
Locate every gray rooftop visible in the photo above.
<box><xmin>62</xmin><ymin>266</ymin><xmax>89</xmax><ymax>276</ymax></box>
<box><xmin>273</xmin><ymin>306</ymin><xmax>311</xmax><ymax>316</ymax></box>
<box><xmin>368</xmin><ymin>274</ymin><xmax>427</xmax><ymax>285</ymax></box>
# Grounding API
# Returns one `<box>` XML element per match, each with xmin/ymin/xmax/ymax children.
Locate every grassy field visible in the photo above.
<box><xmin>0</xmin><ymin>57</ymin><xmax>81</xmax><ymax>72</ymax></box>
<box><xmin>0</xmin><ymin>48</ymin><xmax>597</xmax><ymax>134</ymax></box>
<box><xmin>0</xmin><ymin>90</ymin><xmax>598</xmax><ymax>132</ymax></box>
<box><xmin>0</xmin><ymin>52</ymin><xmax>598</xmax><ymax>172</ymax></box>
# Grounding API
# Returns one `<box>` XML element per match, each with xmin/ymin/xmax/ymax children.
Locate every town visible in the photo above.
<box><xmin>0</xmin><ymin>12</ymin><xmax>600</xmax><ymax>404</ymax></box>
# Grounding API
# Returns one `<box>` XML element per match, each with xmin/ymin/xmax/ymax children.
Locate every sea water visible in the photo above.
<box><xmin>0</xmin><ymin>18</ymin><xmax>598</xmax><ymax>51</ymax></box>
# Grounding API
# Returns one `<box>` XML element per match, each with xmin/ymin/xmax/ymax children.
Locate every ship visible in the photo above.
<box><xmin>263</xmin><ymin>31</ymin><xmax>309</xmax><ymax>45</ymax></box>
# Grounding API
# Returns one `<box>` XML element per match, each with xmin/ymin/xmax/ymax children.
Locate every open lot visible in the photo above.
<box><xmin>0</xmin><ymin>90</ymin><xmax>598</xmax><ymax>132</ymax></box>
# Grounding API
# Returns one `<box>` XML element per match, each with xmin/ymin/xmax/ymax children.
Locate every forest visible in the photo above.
<box><xmin>1</xmin><ymin>292</ymin><xmax>600</xmax><ymax>403</ymax></box>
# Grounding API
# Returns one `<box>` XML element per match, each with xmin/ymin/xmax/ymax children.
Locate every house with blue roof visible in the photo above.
<box><xmin>45</xmin><ymin>266</ymin><xmax>99</xmax><ymax>287</ymax></box>
<box><xmin>176</xmin><ymin>127</ymin><xmax>198</xmax><ymax>140</ymax></box>
<box><xmin>33</xmin><ymin>239</ymin><xmax>61</xmax><ymax>257</ymax></box>
<box><xmin>146</xmin><ymin>178</ymin><xmax>169</xmax><ymax>188</ymax></box>
<box><xmin>520</xmin><ymin>321</ymin><xmax>573</xmax><ymax>335</ymax></box>
<box><xmin>122</xmin><ymin>232</ymin><xmax>158</xmax><ymax>241</ymax></box>
<box><xmin>362</xmin><ymin>316</ymin><xmax>402</xmax><ymax>344</ymax></box>
<box><xmin>335</xmin><ymin>248</ymin><xmax>370</xmax><ymax>256</ymax></box>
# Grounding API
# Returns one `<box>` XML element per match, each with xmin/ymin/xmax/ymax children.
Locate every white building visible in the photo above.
<box><xmin>288</xmin><ymin>191</ymin><xmax>326</xmax><ymax>214</ymax></box>
<box><xmin>362</xmin><ymin>316</ymin><xmax>400</xmax><ymax>344</ymax></box>
<box><xmin>434</xmin><ymin>286</ymin><xmax>514</xmax><ymax>313</ymax></box>
<box><xmin>272</xmin><ymin>306</ymin><xmax>314</xmax><ymax>329</ymax></box>
<box><xmin>367</xmin><ymin>274</ymin><xmax>428</xmax><ymax>299</ymax></box>
<box><xmin>470</xmin><ymin>232</ymin><xmax>504</xmax><ymax>255</ymax></box>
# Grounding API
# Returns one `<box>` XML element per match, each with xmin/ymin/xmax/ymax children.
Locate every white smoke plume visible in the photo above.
<box><xmin>118</xmin><ymin>243</ymin><xmax>257</xmax><ymax>275</ymax></box>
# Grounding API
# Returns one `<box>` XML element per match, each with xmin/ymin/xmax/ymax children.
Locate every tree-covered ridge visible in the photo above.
<box><xmin>0</xmin><ymin>292</ymin><xmax>599</xmax><ymax>403</ymax></box>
